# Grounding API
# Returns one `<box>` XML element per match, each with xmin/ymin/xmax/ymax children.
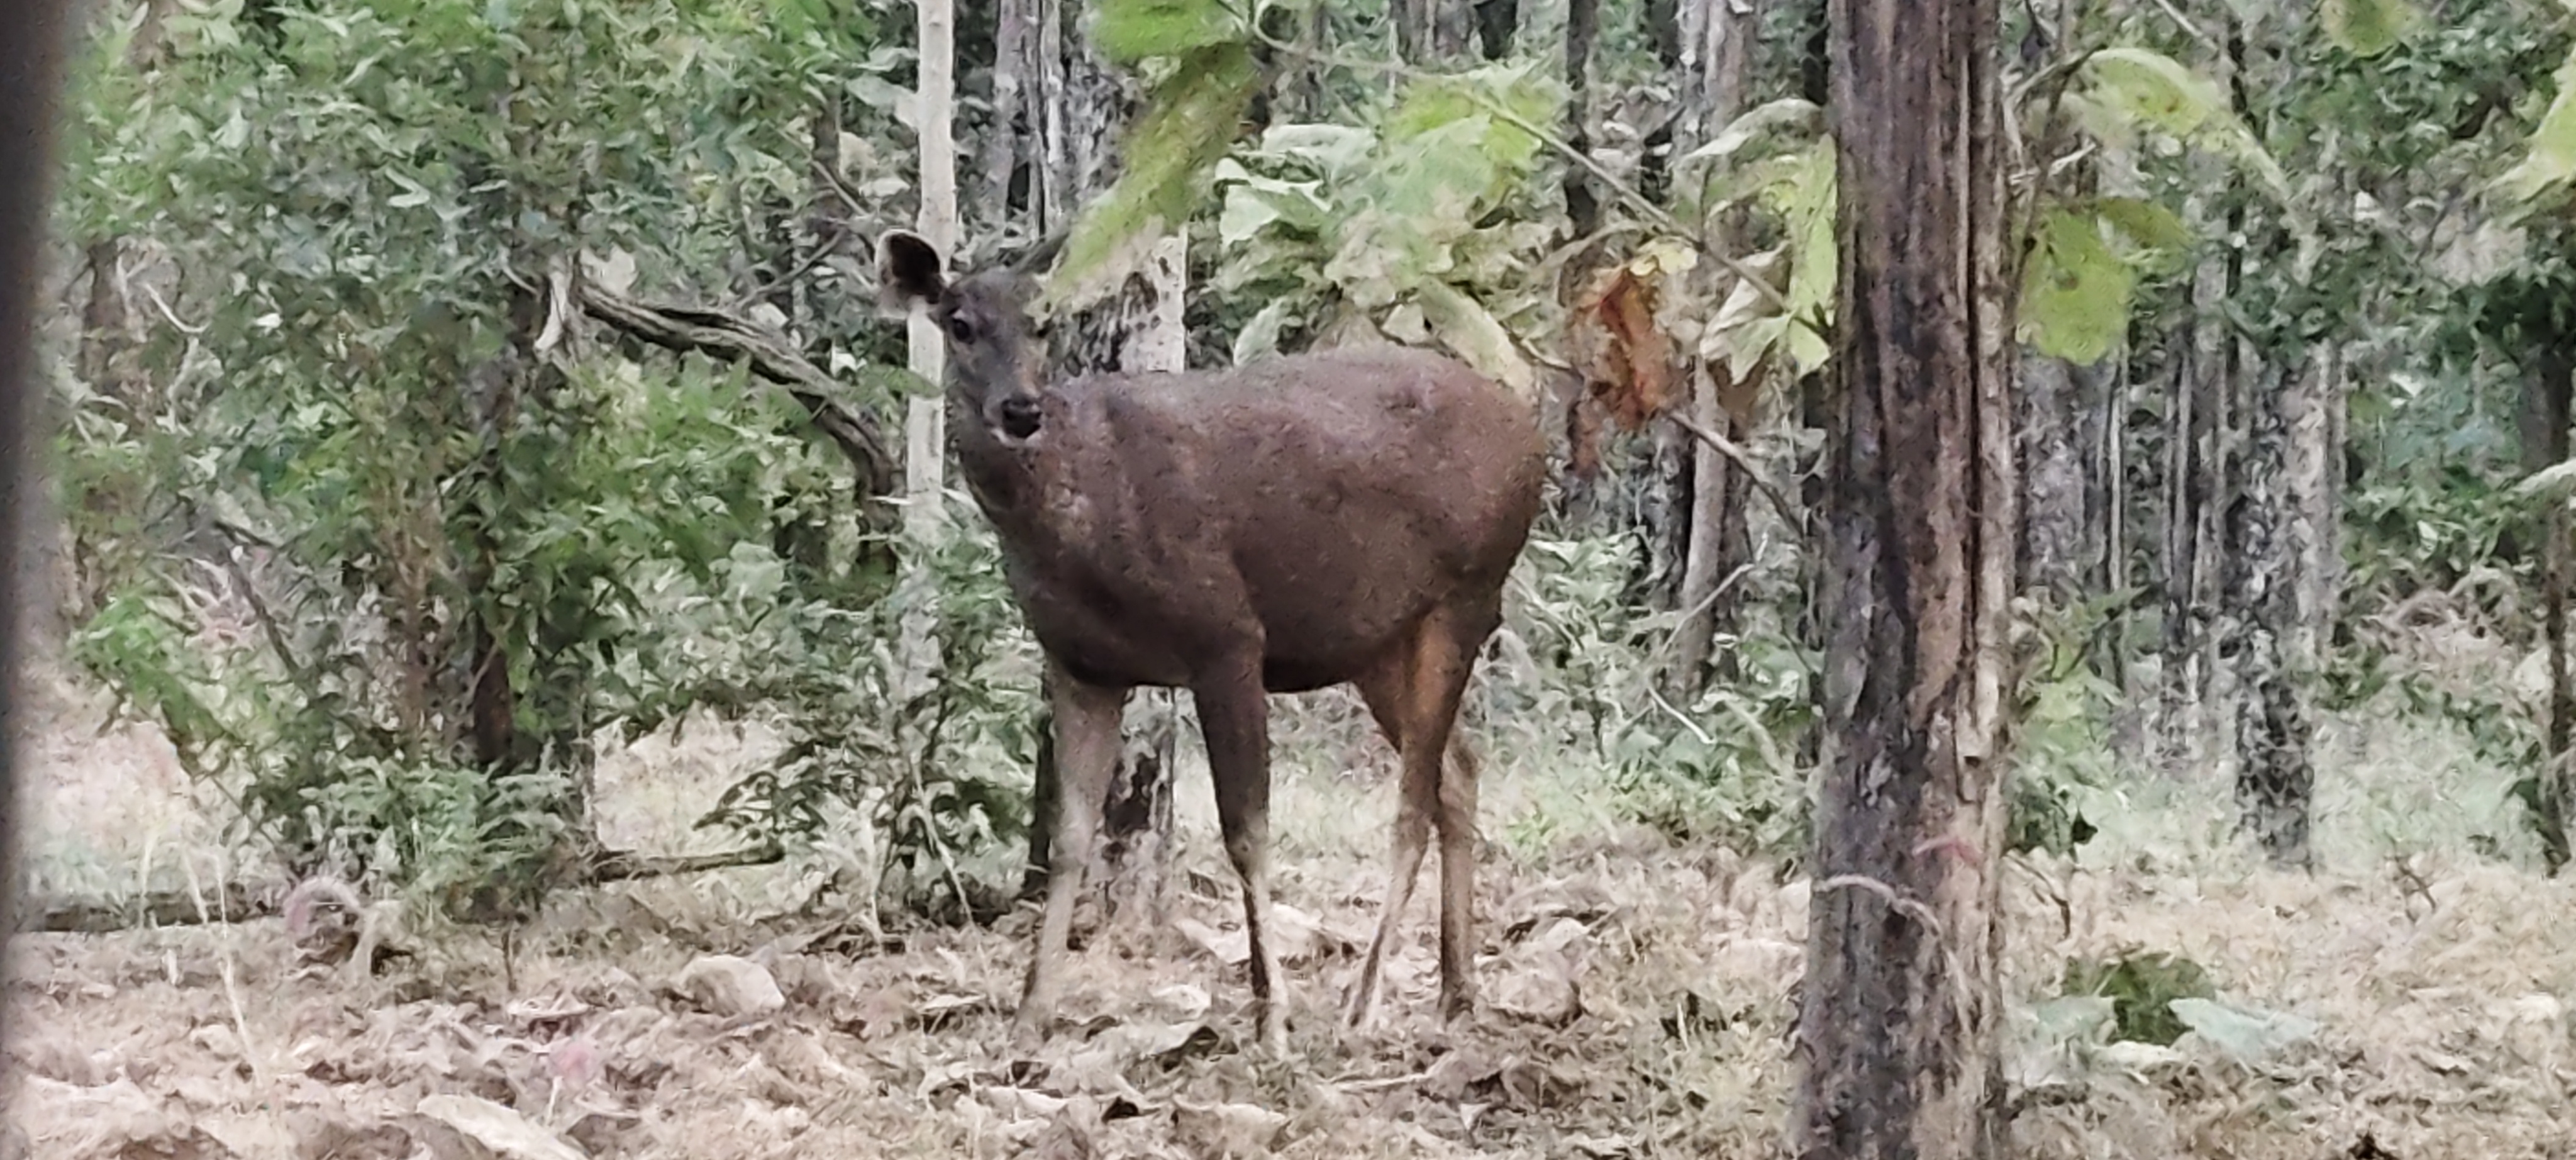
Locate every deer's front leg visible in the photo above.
<box><xmin>1018</xmin><ymin>660</ymin><xmax>1128</xmax><ymax>1037</ymax></box>
<box><xmin>1193</xmin><ymin>655</ymin><xmax>1287</xmax><ymax>1054</ymax></box>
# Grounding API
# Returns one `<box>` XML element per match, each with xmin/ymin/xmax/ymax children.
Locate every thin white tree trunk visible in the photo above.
<box><xmin>1099</xmin><ymin>231</ymin><xmax>1189</xmax><ymax>925</ymax></box>
<box><xmin>899</xmin><ymin>0</ymin><xmax>957</xmax><ymax>698</ymax></box>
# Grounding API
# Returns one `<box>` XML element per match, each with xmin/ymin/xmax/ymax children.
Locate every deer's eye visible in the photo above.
<box><xmin>943</xmin><ymin>312</ymin><xmax>977</xmax><ymax>343</ymax></box>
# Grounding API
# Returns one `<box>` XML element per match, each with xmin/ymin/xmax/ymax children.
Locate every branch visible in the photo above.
<box><xmin>575</xmin><ymin>281</ymin><xmax>900</xmax><ymax>501</ymax></box>
<box><xmin>1665</xmin><ymin>409</ymin><xmax>1807</xmax><ymax>537</ymax></box>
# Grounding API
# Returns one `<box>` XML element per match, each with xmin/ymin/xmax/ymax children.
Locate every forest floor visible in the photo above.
<box><xmin>4</xmin><ymin>661</ymin><xmax>2573</xmax><ymax>1160</ymax></box>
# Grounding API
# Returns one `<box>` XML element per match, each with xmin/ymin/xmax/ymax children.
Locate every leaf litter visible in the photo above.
<box><xmin>6</xmin><ymin>693</ymin><xmax>2573</xmax><ymax>1158</ymax></box>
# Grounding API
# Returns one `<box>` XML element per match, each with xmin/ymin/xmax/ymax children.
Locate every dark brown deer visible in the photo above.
<box><xmin>876</xmin><ymin>230</ymin><xmax>1547</xmax><ymax>1051</ymax></box>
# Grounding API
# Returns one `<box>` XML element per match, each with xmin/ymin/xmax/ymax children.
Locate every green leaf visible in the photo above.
<box><xmin>2092</xmin><ymin>196</ymin><xmax>2191</xmax><ymax>264</ymax></box>
<box><xmin>1214</xmin><ymin>162</ymin><xmax>1329</xmax><ymax>244</ymax></box>
<box><xmin>1414</xmin><ymin>281</ymin><xmax>1536</xmax><ymax>398</ymax></box>
<box><xmin>1776</xmin><ymin>143</ymin><xmax>1838</xmax><ymax>319</ymax></box>
<box><xmin>2167</xmin><ymin>997</ymin><xmax>2319</xmax><ymax>1064</ymax></box>
<box><xmin>2321</xmin><ymin>0</ymin><xmax>2420</xmax><ymax>57</ymax></box>
<box><xmin>2082</xmin><ymin>47</ymin><xmax>2229</xmax><ymax>138</ymax></box>
<box><xmin>2076</xmin><ymin>48</ymin><xmax>2292</xmax><ymax>206</ymax></box>
<box><xmin>2019</xmin><ymin>207</ymin><xmax>2136</xmax><ymax>365</ymax></box>
<box><xmin>1675</xmin><ymin>97</ymin><xmax>1825</xmax><ymax>169</ymax></box>
<box><xmin>1042</xmin><ymin>42</ymin><xmax>1260</xmax><ymax>312</ymax></box>
<box><xmin>1087</xmin><ymin>0</ymin><xmax>1248</xmax><ymax>62</ymax></box>
<box><xmin>1253</xmin><ymin>123</ymin><xmax>1377</xmax><ymax>175</ymax></box>
<box><xmin>853</xmin><ymin>364</ymin><xmax>943</xmax><ymax>401</ymax></box>
<box><xmin>2499</xmin><ymin>48</ymin><xmax>2576</xmax><ymax>210</ymax></box>
<box><xmin>1231</xmin><ymin>299</ymin><xmax>1296</xmax><ymax>365</ymax></box>
<box><xmin>2512</xmin><ymin>457</ymin><xmax>2576</xmax><ymax>505</ymax></box>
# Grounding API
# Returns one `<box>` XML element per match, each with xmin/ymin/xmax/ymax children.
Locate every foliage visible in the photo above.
<box><xmin>2008</xmin><ymin>594</ymin><xmax>2133</xmax><ymax>856</ymax></box>
<box><xmin>1211</xmin><ymin>60</ymin><xmax>1567</xmax><ymax>392</ymax></box>
<box><xmin>1044</xmin><ymin>0</ymin><xmax>1265</xmax><ymax>311</ymax></box>
<box><xmin>2060</xmin><ymin>951</ymin><xmax>2217</xmax><ymax>1047</ymax></box>
<box><xmin>1499</xmin><ymin>533</ymin><xmax>1813</xmax><ymax>859</ymax></box>
<box><xmin>49</xmin><ymin>0</ymin><xmax>930</xmax><ymax>910</ymax></box>
<box><xmin>684</xmin><ymin>498</ymin><xmax>1042</xmax><ymax>920</ymax></box>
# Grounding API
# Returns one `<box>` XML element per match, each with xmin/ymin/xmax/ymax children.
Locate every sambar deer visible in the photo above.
<box><xmin>875</xmin><ymin>230</ymin><xmax>1545</xmax><ymax>1051</ymax></box>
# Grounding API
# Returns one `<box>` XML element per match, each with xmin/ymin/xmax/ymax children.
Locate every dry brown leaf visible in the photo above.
<box><xmin>1569</xmin><ymin>264</ymin><xmax>1678</xmax><ymax>431</ymax></box>
<box><xmin>1171</xmin><ymin>1100</ymin><xmax>1289</xmax><ymax>1158</ymax></box>
<box><xmin>670</xmin><ymin>954</ymin><xmax>785</xmax><ymax>1020</ymax></box>
<box><xmin>412</xmin><ymin>1093</ymin><xmax>586</xmax><ymax>1160</ymax></box>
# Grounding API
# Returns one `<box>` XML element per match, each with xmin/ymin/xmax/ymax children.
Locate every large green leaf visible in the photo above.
<box><xmin>2082</xmin><ymin>47</ymin><xmax>2229</xmax><ymax>138</ymax></box>
<box><xmin>1415</xmin><ymin>281</ymin><xmax>1536</xmax><ymax>398</ymax></box>
<box><xmin>1042</xmin><ymin>42</ymin><xmax>1260</xmax><ymax>311</ymax></box>
<box><xmin>1675</xmin><ymin>97</ymin><xmax>1825</xmax><ymax>169</ymax></box>
<box><xmin>2321</xmin><ymin>0</ymin><xmax>2421</xmax><ymax>58</ymax></box>
<box><xmin>2077</xmin><ymin>47</ymin><xmax>2292</xmax><ymax>206</ymax></box>
<box><xmin>2499</xmin><ymin>47</ymin><xmax>2576</xmax><ymax>211</ymax></box>
<box><xmin>2093</xmin><ymin>196</ymin><xmax>2191</xmax><ymax>265</ymax></box>
<box><xmin>2019</xmin><ymin>207</ymin><xmax>2136</xmax><ymax>365</ymax></box>
<box><xmin>1087</xmin><ymin>0</ymin><xmax>1248</xmax><ymax>62</ymax></box>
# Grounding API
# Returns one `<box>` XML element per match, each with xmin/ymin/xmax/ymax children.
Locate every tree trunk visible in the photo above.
<box><xmin>1561</xmin><ymin>0</ymin><xmax>1601</xmax><ymax>240</ymax></box>
<box><xmin>1665</xmin><ymin>0</ymin><xmax>1755</xmax><ymax>696</ymax></box>
<box><xmin>897</xmin><ymin>0</ymin><xmax>960</xmax><ymax>720</ymax></box>
<box><xmin>1394</xmin><ymin>0</ymin><xmax>1474</xmax><ymax>62</ymax></box>
<box><xmin>2158</xmin><ymin>193</ymin><xmax>2234</xmax><ymax>774</ymax></box>
<box><xmin>1018</xmin><ymin>6</ymin><xmax>1180</xmax><ymax>913</ymax></box>
<box><xmin>1094</xmin><ymin>233</ymin><xmax>1189</xmax><ymax>924</ymax></box>
<box><xmin>1794</xmin><ymin>0</ymin><xmax>2013</xmax><ymax>1152</ymax></box>
<box><xmin>1473</xmin><ymin>0</ymin><xmax>1518</xmax><ymax>59</ymax></box>
<box><xmin>2224</xmin><ymin>352</ymin><xmax>2318</xmax><ymax>868</ymax></box>
<box><xmin>2521</xmin><ymin>346</ymin><xmax>2573</xmax><ymax>873</ymax></box>
<box><xmin>904</xmin><ymin>0</ymin><xmax>958</xmax><ymax>533</ymax></box>
<box><xmin>2018</xmin><ymin>355</ymin><xmax>2111</xmax><ymax>603</ymax></box>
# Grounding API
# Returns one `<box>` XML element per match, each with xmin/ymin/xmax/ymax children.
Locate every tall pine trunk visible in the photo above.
<box><xmin>1794</xmin><ymin>0</ymin><xmax>2014</xmax><ymax>1152</ymax></box>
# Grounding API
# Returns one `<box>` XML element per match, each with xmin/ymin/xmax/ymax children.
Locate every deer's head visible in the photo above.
<box><xmin>877</xmin><ymin>230</ymin><xmax>1055</xmax><ymax>444</ymax></box>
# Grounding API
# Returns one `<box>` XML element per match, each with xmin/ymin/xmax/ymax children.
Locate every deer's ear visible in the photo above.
<box><xmin>876</xmin><ymin>230</ymin><xmax>947</xmax><ymax>316</ymax></box>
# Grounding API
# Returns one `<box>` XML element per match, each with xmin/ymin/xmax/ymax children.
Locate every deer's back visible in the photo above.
<box><xmin>1007</xmin><ymin>345</ymin><xmax>1543</xmax><ymax>689</ymax></box>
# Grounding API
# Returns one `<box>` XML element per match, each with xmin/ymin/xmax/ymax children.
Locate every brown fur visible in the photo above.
<box><xmin>878</xmin><ymin>231</ymin><xmax>1546</xmax><ymax>1049</ymax></box>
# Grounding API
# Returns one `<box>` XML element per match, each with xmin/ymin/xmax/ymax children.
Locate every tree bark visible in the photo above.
<box><xmin>896</xmin><ymin>0</ymin><xmax>960</xmax><ymax>722</ymax></box>
<box><xmin>1561</xmin><ymin>0</ymin><xmax>1602</xmax><ymax>240</ymax></box>
<box><xmin>1665</xmin><ymin>0</ymin><xmax>1756</xmax><ymax>696</ymax></box>
<box><xmin>2158</xmin><ymin>189</ymin><xmax>2235</xmax><ymax>774</ymax></box>
<box><xmin>1093</xmin><ymin>233</ymin><xmax>1188</xmax><ymax>925</ymax></box>
<box><xmin>2521</xmin><ymin>347</ymin><xmax>2573</xmax><ymax>873</ymax></box>
<box><xmin>2224</xmin><ymin>352</ymin><xmax>2319</xmax><ymax>868</ymax></box>
<box><xmin>2018</xmin><ymin>355</ymin><xmax>2111</xmax><ymax>603</ymax></box>
<box><xmin>1473</xmin><ymin>0</ymin><xmax>1518</xmax><ymax>59</ymax></box>
<box><xmin>1017</xmin><ymin>8</ymin><xmax>1180</xmax><ymax>912</ymax></box>
<box><xmin>1794</xmin><ymin>0</ymin><xmax>2014</xmax><ymax>1153</ymax></box>
<box><xmin>1394</xmin><ymin>0</ymin><xmax>1474</xmax><ymax>62</ymax></box>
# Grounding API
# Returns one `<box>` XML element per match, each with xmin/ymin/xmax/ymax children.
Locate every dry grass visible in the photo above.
<box><xmin>5</xmin><ymin>662</ymin><xmax>2572</xmax><ymax>1159</ymax></box>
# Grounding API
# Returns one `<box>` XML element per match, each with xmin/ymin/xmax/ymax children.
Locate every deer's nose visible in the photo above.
<box><xmin>997</xmin><ymin>395</ymin><xmax>1042</xmax><ymax>440</ymax></box>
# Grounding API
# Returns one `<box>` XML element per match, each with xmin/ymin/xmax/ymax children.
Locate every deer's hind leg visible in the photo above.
<box><xmin>1345</xmin><ymin>605</ymin><xmax>1489</xmax><ymax>1029</ymax></box>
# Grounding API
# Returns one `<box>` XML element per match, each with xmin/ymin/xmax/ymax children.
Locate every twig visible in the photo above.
<box><xmin>1663</xmin><ymin>410</ymin><xmax>1806</xmax><ymax>537</ymax></box>
<box><xmin>2146</xmin><ymin>0</ymin><xmax>2221</xmax><ymax>54</ymax></box>
<box><xmin>583</xmin><ymin>844</ymin><xmax>787</xmax><ymax>883</ymax></box>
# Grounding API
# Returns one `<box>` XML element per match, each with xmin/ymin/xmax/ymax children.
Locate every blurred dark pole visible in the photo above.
<box><xmin>0</xmin><ymin>0</ymin><xmax>77</xmax><ymax>1074</ymax></box>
